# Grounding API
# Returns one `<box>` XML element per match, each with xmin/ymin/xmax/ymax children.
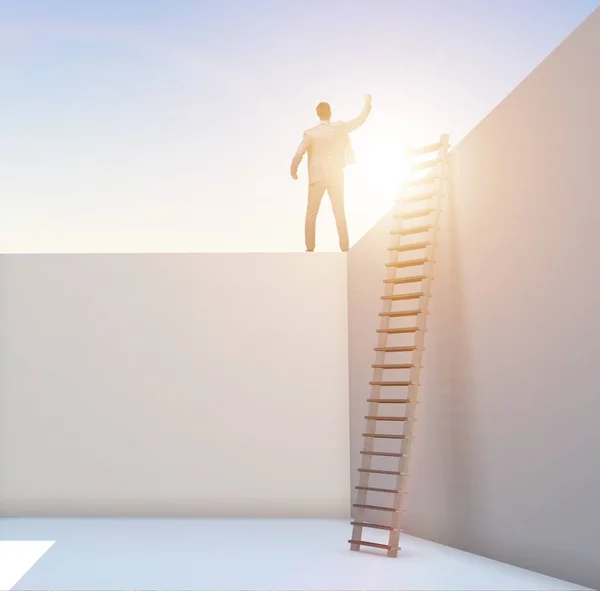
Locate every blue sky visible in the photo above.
<box><xmin>0</xmin><ymin>0</ymin><xmax>598</xmax><ymax>252</ymax></box>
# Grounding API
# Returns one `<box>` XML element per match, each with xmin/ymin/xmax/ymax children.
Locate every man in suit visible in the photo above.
<box><xmin>290</xmin><ymin>94</ymin><xmax>372</xmax><ymax>252</ymax></box>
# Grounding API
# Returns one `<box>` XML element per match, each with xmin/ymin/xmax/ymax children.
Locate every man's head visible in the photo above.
<box><xmin>316</xmin><ymin>102</ymin><xmax>331</xmax><ymax>121</ymax></box>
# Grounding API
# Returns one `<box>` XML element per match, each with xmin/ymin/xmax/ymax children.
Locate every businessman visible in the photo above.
<box><xmin>290</xmin><ymin>94</ymin><xmax>372</xmax><ymax>252</ymax></box>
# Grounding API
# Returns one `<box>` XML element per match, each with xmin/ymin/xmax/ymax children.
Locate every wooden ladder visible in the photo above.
<box><xmin>348</xmin><ymin>133</ymin><xmax>452</xmax><ymax>557</ymax></box>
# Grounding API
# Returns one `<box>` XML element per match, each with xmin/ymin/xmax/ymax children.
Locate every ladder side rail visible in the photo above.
<box><xmin>349</xmin><ymin>133</ymin><xmax>451</xmax><ymax>555</ymax></box>
<box><xmin>350</xmin><ymin>182</ymin><xmax>407</xmax><ymax>549</ymax></box>
<box><xmin>387</xmin><ymin>134</ymin><xmax>451</xmax><ymax>555</ymax></box>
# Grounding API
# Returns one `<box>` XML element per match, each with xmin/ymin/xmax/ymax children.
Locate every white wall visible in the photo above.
<box><xmin>0</xmin><ymin>253</ymin><xmax>350</xmax><ymax>518</ymax></box>
<box><xmin>348</xmin><ymin>8</ymin><xmax>600</xmax><ymax>590</ymax></box>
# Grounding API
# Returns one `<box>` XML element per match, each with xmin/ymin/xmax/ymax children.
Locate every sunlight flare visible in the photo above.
<box><xmin>350</xmin><ymin>136</ymin><xmax>410</xmax><ymax>210</ymax></box>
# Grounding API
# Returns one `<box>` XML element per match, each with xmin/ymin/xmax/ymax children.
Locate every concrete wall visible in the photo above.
<box><xmin>0</xmin><ymin>253</ymin><xmax>350</xmax><ymax>518</ymax></box>
<box><xmin>348</xmin><ymin>8</ymin><xmax>600</xmax><ymax>589</ymax></box>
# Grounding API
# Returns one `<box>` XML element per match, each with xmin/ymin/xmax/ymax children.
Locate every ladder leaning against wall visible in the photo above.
<box><xmin>348</xmin><ymin>134</ymin><xmax>452</xmax><ymax>558</ymax></box>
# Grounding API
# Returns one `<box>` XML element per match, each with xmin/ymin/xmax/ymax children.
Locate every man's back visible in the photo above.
<box><xmin>291</xmin><ymin>97</ymin><xmax>372</xmax><ymax>185</ymax></box>
<box><xmin>304</xmin><ymin>121</ymin><xmax>351</xmax><ymax>184</ymax></box>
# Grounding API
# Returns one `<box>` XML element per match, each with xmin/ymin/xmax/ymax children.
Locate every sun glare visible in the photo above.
<box><xmin>350</xmin><ymin>136</ymin><xmax>410</xmax><ymax>211</ymax></box>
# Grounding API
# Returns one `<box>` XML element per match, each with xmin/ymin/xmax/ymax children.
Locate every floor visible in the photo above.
<box><xmin>0</xmin><ymin>518</ymin><xmax>589</xmax><ymax>591</ymax></box>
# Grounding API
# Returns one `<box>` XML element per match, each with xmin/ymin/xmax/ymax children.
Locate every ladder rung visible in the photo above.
<box><xmin>383</xmin><ymin>275</ymin><xmax>427</xmax><ymax>285</ymax></box>
<box><xmin>358</xmin><ymin>468</ymin><xmax>406</xmax><ymax>476</ymax></box>
<box><xmin>353</xmin><ymin>503</ymin><xmax>400</xmax><ymax>512</ymax></box>
<box><xmin>356</xmin><ymin>485</ymin><xmax>406</xmax><ymax>493</ymax></box>
<box><xmin>391</xmin><ymin>225</ymin><xmax>433</xmax><ymax>236</ymax></box>
<box><xmin>378</xmin><ymin>310</ymin><xmax>420</xmax><ymax>318</ymax></box>
<box><xmin>407</xmin><ymin>173</ymin><xmax>438</xmax><ymax>187</ymax></box>
<box><xmin>361</xmin><ymin>451</ymin><xmax>405</xmax><ymax>458</ymax></box>
<box><xmin>367</xmin><ymin>398</ymin><xmax>411</xmax><ymax>403</ymax></box>
<box><xmin>374</xmin><ymin>346</ymin><xmax>420</xmax><ymax>352</ymax></box>
<box><xmin>369</xmin><ymin>381</ymin><xmax>413</xmax><ymax>387</ymax></box>
<box><xmin>364</xmin><ymin>415</ymin><xmax>408</xmax><ymax>421</ymax></box>
<box><xmin>362</xmin><ymin>433</ymin><xmax>406</xmax><ymax>439</ymax></box>
<box><xmin>388</xmin><ymin>241</ymin><xmax>431</xmax><ymax>252</ymax></box>
<box><xmin>385</xmin><ymin>258</ymin><xmax>428</xmax><ymax>268</ymax></box>
<box><xmin>350</xmin><ymin>521</ymin><xmax>397</xmax><ymax>532</ymax></box>
<box><xmin>371</xmin><ymin>363</ymin><xmax>414</xmax><ymax>369</ymax></box>
<box><xmin>399</xmin><ymin>191</ymin><xmax>436</xmax><ymax>204</ymax></box>
<box><xmin>410</xmin><ymin>157</ymin><xmax>442</xmax><ymax>171</ymax></box>
<box><xmin>408</xmin><ymin>141</ymin><xmax>442</xmax><ymax>156</ymax></box>
<box><xmin>393</xmin><ymin>208</ymin><xmax>435</xmax><ymax>220</ymax></box>
<box><xmin>348</xmin><ymin>539</ymin><xmax>398</xmax><ymax>551</ymax></box>
<box><xmin>381</xmin><ymin>292</ymin><xmax>424</xmax><ymax>301</ymax></box>
<box><xmin>376</xmin><ymin>327</ymin><xmax>419</xmax><ymax>334</ymax></box>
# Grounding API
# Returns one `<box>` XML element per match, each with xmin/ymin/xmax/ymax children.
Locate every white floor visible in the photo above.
<box><xmin>0</xmin><ymin>518</ymin><xmax>589</xmax><ymax>590</ymax></box>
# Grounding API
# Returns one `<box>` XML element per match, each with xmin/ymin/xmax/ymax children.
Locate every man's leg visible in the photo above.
<box><xmin>305</xmin><ymin>182</ymin><xmax>326</xmax><ymax>251</ymax></box>
<box><xmin>327</xmin><ymin>180</ymin><xmax>350</xmax><ymax>252</ymax></box>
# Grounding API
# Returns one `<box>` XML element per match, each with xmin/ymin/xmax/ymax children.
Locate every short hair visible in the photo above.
<box><xmin>316</xmin><ymin>102</ymin><xmax>331</xmax><ymax>120</ymax></box>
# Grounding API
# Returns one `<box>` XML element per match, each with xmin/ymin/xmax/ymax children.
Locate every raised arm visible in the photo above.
<box><xmin>290</xmin><ymin>133</ymin><xmax>311</xmax><ymax>180</ymax></box>
<box><xmin>343</xmin><ymin>94</ymin><xmax>372</xmax><ymax>133</ymax></box>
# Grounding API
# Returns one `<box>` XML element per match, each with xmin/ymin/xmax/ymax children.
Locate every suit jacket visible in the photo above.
<box><xmin>291</xmin><ymin>103</ymin><xmax>371</xmax><ymax>185</ymax></box>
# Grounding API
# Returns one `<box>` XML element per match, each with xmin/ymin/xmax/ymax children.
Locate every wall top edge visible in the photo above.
<box><xmin>0</xmin><ymin>251</ymin><xmax>348</xmax><ymax>257</ymax></box>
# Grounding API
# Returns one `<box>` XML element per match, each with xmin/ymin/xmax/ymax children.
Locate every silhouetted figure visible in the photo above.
<box><xmin>291</xmin><ymin>94</ymin><xmax>372</xmax><ymax>252</ymax></box>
